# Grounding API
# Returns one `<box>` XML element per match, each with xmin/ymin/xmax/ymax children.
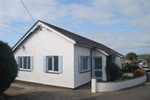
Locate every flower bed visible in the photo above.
<box><xmin>116</xmin><ymin>75</ymin><xmax>137</xmax><ymax>81</ymax></box>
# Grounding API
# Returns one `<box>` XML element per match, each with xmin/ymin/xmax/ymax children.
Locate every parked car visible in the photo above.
<box><xmin>139</xmin><ymin>62</ymin><xmax>149</xmax><ymax>68</ymax></box>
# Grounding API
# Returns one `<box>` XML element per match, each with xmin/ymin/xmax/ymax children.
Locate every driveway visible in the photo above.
<box><xmin>1</xmin><ymin>72</ymin><xmax>150</xmax><ymax>100</ymax></box>
<box><xmin>2</xmin><ymin>81</ymin><xmax>105</xmax><ymax>100</ymax></box>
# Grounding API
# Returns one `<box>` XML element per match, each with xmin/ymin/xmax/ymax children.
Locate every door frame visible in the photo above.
<box><xmin>93</xmin><ymin>56</ymin><xmax>103</xmax><ymax>80</ymax></box>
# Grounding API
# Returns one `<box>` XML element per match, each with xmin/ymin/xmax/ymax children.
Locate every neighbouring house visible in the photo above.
<box><xmin>12</xmin><ymin>20</ymin><xmax>123</xmax><ymax>89</ymax></box>
<box><xmin>121</xmin><ymin>56</ymin><xmax>129</xmax><ymax>67</ymax></box>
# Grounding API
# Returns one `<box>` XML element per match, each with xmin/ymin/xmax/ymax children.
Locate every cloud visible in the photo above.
<box><xmin>0</xmin><ymin>32</ymin><xmax>4</xmax><ymax>35</ymax></box>
<box><xmin>0</xmin><ymin>0</ymin><xmax>149</xmax><ymax>28</ymax></box>
<box><xmin>80</xmin><ymin>30</ymin><xmax>150</xmax><ymax>55</ymax></box>
<box><xmin>0</xmin><ymin>0</ymin><xmax>150</xmax><ymax>55</ymax></box>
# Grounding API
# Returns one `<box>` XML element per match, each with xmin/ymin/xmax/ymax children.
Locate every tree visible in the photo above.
<box><xmin>126</xmin><ymin>52</ymin><xmax>138</xmax><ymax>61</ymax></box>
<box><xmin>0</xmin><ymin>41</ymin><xmax>18</xmax><ymax>94</ymax></box>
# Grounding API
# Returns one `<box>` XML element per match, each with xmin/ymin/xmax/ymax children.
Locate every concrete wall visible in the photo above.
<box><xmin>74</xmin><ymin>45</ymin><xmax>106</xmax><ymax>88</ymax></box>
<box><xmin>14</xmin><ymin>27</ymin><xmax>74</xmax><ymax>88</ymax></box>
<box><xmin>96</xmin><ymin>75</ymin><xmax>146</xmax><ymax>92</ymax></box>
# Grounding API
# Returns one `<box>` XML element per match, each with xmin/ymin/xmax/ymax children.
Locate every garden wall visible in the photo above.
<box><xmin>91</xmin><ymin>75</ymin><xmax>147</xmax><ymax>93</ymax></box>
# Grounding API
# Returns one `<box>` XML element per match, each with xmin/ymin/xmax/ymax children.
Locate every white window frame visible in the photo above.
<box><xmin>46</xmin><ymin>56</ymin><xmax>59</xmax><ymax>73</ymax></box>
<box><xmin>81</xmin><ymin>56</ymin><xmax>89</xmax><ymax>72</ymax></box>
<box><xmin>18</xmin><ymin>56</ymin><xmax>30</xmax><ymax>71</ymax></box>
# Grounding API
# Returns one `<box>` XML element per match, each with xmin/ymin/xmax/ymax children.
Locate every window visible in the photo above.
<box><xmin>47</xmin><ymin>56</ymin><xmax>58</xmax><ymax>72</ymax></box>
<box><xmin>81</xmin><ymin>56</ymin><xmax>89</xmax><ymax>71</ymax></box>
<box><xmin>18</xmin><ymin>57</ymin><xmax>30</xmax><ymax>70</ymax></box>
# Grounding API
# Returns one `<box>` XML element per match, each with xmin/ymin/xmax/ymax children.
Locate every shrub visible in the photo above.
<box><xmin>0</xmin><ymin>41</ymin><xmax>18</xmax><ymax>94</ymax></box>
<box><xmin>131</xmin><ymin>68</ymin><xmax>136</xmax><ymax>73</ymax></box>
<box><xmin>133</xmin><ymin>68</ymin><xmax>146</xmax><ymax>77</ymax></box>
<box><xmin>136</xmin><ymin>68</ymin><xmax>148</xmax><ymax>75</ymax></box>
<box><xmin>116</xmin><ymin>75</ymin><xmax>138</xmax><ymax>81</ymax></box>
<box><xmin>106</xmin><ymin>56</ymin><xmax>122</xmax><ymax>81</ymax></box>
<box><xmin>121</xmin><ymin>67</ymin><xmax>129</xmax><ymax>72</ymax></box>
<box><xmin>125</xmin><ymin>65</ymin><xmax>140</xmax><ymax>71</ymax></box>
<box><xmin>134</xmin><ymin>71</ymin><xmax>144</xmax><ymax>77</ymax></box>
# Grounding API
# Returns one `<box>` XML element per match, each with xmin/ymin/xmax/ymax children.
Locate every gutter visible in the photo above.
<box><xmin>90</xmin><ymin>46</ymin><xmax>97</xmax><ymax>78</ymax></box>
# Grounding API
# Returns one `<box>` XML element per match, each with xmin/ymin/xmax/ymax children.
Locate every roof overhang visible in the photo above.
<box><xmin>96</xmin><ymin>49</ymin><xmax>109</xmax><ymax>56</ymax></box>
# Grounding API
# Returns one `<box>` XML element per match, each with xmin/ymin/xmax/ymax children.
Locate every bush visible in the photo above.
<box><xmin>136</xmin><ymin>68</ymin><xmax>147</xmax><ymax>75</ymax></box>
<box><xmin>133</xmin><ymin>68</ymin><xmax>146</xmax><ymax>77</ymax></box>
<box><xmin>134</xmin><ymin>71</ymin><xmax>144</xmax><ymax>77</ymax></box>
<box><xmin>0</xmin><ymin>41</ymin><xmax>18</xmax><ymax>94</ymax></box>
<box><xmin>106</xmin><ymin>56</ymin><xmax>122</xmax><ymax>81</ymax></box>
<box><xmin>131</xmin><ymin>68</ymin><xmax>136</xmax><ymax>73</ymax></box>
<box><xmin>125</xmin><ymin>65</ymin><xmax>140</xmax><ymax>71</ymax></box>
<box><xmin>121</xmin><ymin>67</ymin><xmax>129</xmax><ymax>72</ymax></box>
<box><xmin>116</xmin><ymin>75</ymin><xmax>138</xmax><ymax>81</ymax></box>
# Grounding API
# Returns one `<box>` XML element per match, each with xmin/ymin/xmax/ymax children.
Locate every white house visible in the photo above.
<box><xmin>12</xmin><ymin>20</ymin><xmax>123</xmax><ymax>89</ymax></box>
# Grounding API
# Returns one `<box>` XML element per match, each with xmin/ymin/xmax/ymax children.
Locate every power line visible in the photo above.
<box><xmin>0</xmin><ymin>25</ymin><xmax>23</xmax><ymax>35</ymax></box>
<box><xmin>0</xmin><ymin>17</ymin><xmax>30</xmax><ymax>28</ymax></box>
<box><xmin>20</xmin><ymin>0</ymin><xmax>35</xmax><ymax>23</ymax></box>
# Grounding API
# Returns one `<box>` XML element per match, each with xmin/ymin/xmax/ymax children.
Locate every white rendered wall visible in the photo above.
<box><xmin>74</xmin><ymin>45</ymin><xmax>91</xmax><ymax>88</ymax></box>
<box><xmin>74</xmin><ymin>45</ymin><xmax>106</xmax><ymax>88</ymax></box>
<box><xmin>92</xmin><ymin>50</ymin><xmax>107</xmax><ymax>81</ymax></box>
<box><xmin>96</xmin><ymin>75</ymin><xmax>146</xmax><ymax>92</ymax></box>
<box><xmin>14</xmin><ymin>28</ymin><xmax>74</xmax><ymax>88</ymax></box>
<box><xmin>115</xmin><ymin>57</ymin><xmax>122</xmax><ymax>68</ymax></box>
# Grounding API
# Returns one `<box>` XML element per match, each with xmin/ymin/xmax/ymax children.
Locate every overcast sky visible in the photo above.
<box><xmin>0</xmin><ymin>0</ymin><xmax>150</xmax><ymax>55</ymax></box>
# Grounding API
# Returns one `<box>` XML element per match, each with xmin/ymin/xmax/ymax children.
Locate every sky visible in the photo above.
<box><xmin>0</xmin><ymin>0</ymin><xmax>150</xmax><ymax>55</ymax></box>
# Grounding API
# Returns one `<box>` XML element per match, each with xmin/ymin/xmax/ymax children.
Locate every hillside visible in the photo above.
<box><xmin>138</xmin><ymin>54</ymin><xmax>150</xmax><ymax>60</ymax></box>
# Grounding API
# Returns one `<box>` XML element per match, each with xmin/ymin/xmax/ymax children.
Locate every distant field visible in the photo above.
<box><xmin>138</xmin><ymin>54</ymin><xmax>150</xmax><ymax>60</ymax></box>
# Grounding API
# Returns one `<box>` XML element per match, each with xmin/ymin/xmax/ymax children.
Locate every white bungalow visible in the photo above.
<box><xmin>13</xmin><ymin>20</ymin><xmax>123</xmax><ymax>89</ymax></box>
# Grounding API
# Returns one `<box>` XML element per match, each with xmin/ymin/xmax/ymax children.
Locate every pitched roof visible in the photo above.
<box><xmin>13</xmin><ymin>20</ymin><xmax>123</xmax><ymax>57</ymax></box>
<box><xmin>39</xmin><ymin>20</ymin><xmax>123</xmax><ymax>57</ymax></box>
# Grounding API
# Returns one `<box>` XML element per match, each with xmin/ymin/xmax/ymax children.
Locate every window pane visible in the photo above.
<box><xmin>86</xmin><ymin>57</ymin><xmax>88</xmax><ymax>70</ymax></box>
<box><xmin>95</xmin><ymin>58</ymin><xmax>102</xmax><ymax>69</ymax></box>
<box><xmin>23</xmin><ymin>57</ymin><xmax>27</xmax><ymax>69</ymax></box>
<box><xmin>28</xmin><ymin>57</ymin><xmax>30</xmax><ymax>69</ymax></box>
<box><xmin>19</xmin><ymin>57</ymin><xmax>22</xmax><ymax>68</ymax></box>
<box><xmin>54</xmin><ymin>56</ymin><xmax>58</xmax><ymax>71</ymax></box>
<box><xmin>81</xmin><ymin>57</ymin><xmax>83</xmax><ymax>71</ymax></box>
<box><xmin>48</xmin><ymin>57</ymin><xmax>52</xmax><ymax>70</ymax></box>
<box><xmin>83</xmin><ymin>57</ymin><xmax>86</xmax><ymax>70</ymax></box>
<box><xmin>95</xmin><ymin>71</ymin><xmax>102</xmax><ymax>77</ymax></box>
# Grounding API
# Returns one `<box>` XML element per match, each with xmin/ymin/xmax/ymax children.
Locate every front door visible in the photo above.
<box><xmin>94</xmin><ymin>57</ymin><xmax>102</xmax><ymax>81</ymax></box>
